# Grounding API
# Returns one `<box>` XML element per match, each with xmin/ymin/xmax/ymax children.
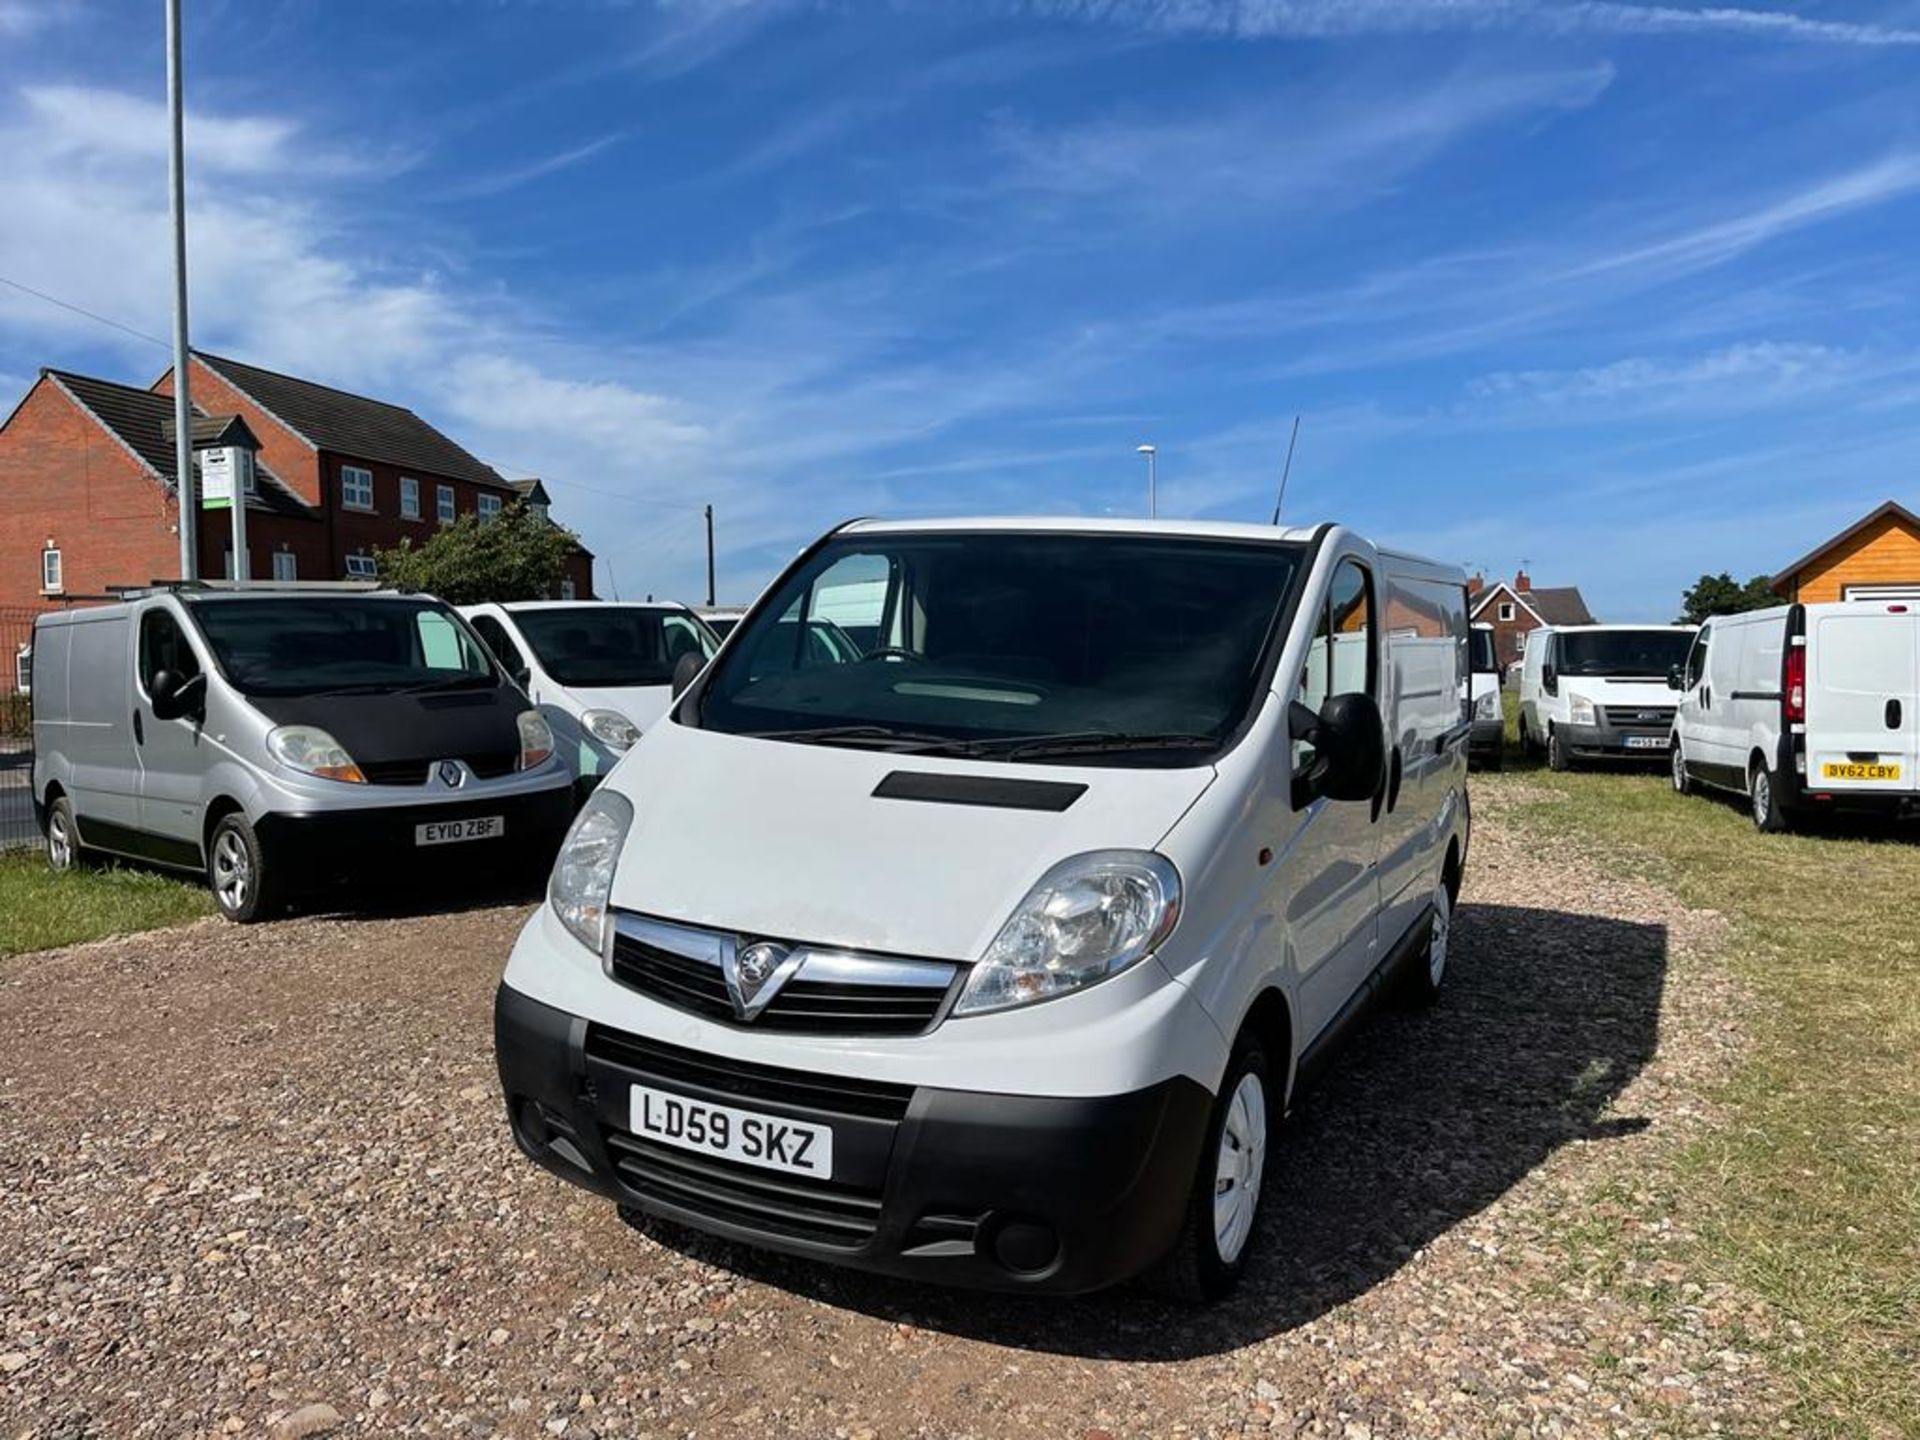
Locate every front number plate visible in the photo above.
<box><xmin>1820</xmin><ymin>761</ymin><xmax>1901</xmax><ymax>782</ymax></box>
<box><xmin>630</xmin><ymin>1085</ymin><xmax>833</xmax><ymax>1179</ymax></box>
<box><xmin>415</xmin><ymin>815</ymin><xmax>505</xmax><ymax>846</ymax></box>
<box><xmin>1623</xmin><ymin>735</ymin><xmax>1667</xmax><ymax>750</ymax></box>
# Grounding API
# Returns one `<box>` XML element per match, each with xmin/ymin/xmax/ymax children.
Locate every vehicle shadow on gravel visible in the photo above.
<box><xmin>294</xmin><ymin>866</ymin><xmax>547</xmax><ymax>923</ymax></box>
<box><xmin>637</xmin><ymin>899</ymin><xmax>1668</xmax><ymax>1360</ymax></box>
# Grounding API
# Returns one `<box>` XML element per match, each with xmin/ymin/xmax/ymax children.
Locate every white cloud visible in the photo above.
<box><xmin>22</xmin><ymin>85</ymin><xmax>297</xmax><ymax>176</ymax></box>
<box><xmin>1015</xmin><ymin>0</ymin><xmax>1920</xmax><ymax>46</ymax></box>
<box><xmin>0</xmin><ymin>1</ymin><xmax>68</xmax><ymax>38</ymax></box>
<box><xmin>1467</xmin><ymin>341</ymin><xmax>1862</xmax><ymax>406</ymax></box>
<box><xmin>431</xmin><ymin>132</ymin><xmax>629</xmax><ymax>202</ymax></box>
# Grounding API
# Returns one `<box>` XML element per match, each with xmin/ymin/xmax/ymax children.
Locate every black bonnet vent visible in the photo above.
<box><xmin>871</xmin><ymin>771</ymin><xmax>1087</xmax><ymax>813</ymax></box>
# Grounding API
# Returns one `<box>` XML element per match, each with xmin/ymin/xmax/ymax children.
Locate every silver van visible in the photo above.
<box><xmin>31</xmin><ymin>588</ymin><xmax>575</xmax><ymax>921</ymax></box>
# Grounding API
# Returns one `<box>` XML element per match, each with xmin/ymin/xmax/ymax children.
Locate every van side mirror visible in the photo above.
<box><xmin>150</xmin><ymin>669</ymin><xmax>204</xmax><ymax>722</ymax></box>
<box><xmin>1290</xmin><ymin>692</ymin><xmax>1387</xmax><ymax>806</ymax></box>
<box><xmin>1667</xmin><ymin>664</ymin><xmax>1684</xmax><ymax>692</ymax></box>
<box><xmin>670</xmin><ymin>650</ymin><xmax>705</xmax><ymax>700</ymax></box>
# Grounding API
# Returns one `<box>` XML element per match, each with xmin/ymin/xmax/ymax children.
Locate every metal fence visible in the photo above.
<box><xmin>2</xmin><ymin>607</ymin><xmax>38</xmax><ymax>851</ymax></box>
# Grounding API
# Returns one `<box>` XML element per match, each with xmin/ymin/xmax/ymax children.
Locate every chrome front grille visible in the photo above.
<box><xmin>607</xmin><ymin>913</ymin><xmax>959</xmax><ymax>1037</ymax></box>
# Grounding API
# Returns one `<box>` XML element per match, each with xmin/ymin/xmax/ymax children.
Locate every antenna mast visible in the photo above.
<box><xmin>1269</xmin><ymin>414</ymin><xmax>1301</xmax><ymax>526</ymax></box>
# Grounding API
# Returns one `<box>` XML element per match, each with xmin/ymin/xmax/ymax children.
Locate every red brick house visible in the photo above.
<box><xmin>1468</xmin><ymin>570</ymin><xmax>1597</xmax><ymax>667</ymax></box>
<box><xmin>0</xmin><ymin>352</ymin><xmax>594</xmax><ymax>612</ymax></box>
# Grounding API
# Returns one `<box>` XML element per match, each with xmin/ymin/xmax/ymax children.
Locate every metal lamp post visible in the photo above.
<box><xmin>1136</xmin><ymin>443</ymin><xmax>1157</xmax><ymax>518</ymax></box>
<box><xmin>166</xmin><ymin>0</ymin><xmax>197</xmax><ymax>580</ymax></box>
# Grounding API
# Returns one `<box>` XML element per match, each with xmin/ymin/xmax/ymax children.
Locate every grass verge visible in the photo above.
<box><xmin>0</xmin><ymin>847</ymin><xmax>211</xmax><ymax>959</ymax></box>
<box><xmin>1495</xmin><ymin>691</ymin><xmax>1919</xmax><ymax>1437</ymax></box>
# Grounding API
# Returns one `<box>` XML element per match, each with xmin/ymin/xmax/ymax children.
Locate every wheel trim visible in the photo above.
<box><xmin>212</xmin><ymin>830</ymin><xmax>251</xmax><ymax>912</ymax></box>
<box><xmin>1672</xmin><ymin>746</ymin><xmax>1686</xmax><ymax>792</ymax></box>
<box><xmin>1212</xmin><ymin>1072</ymin><xmax>1267</xmax><ymax>1265</ymax></box>
<box><xmin>47</xmin><ymin>808</ymin><xmax>72</xmax><ymax>869</ymax></box>
<box><xmin>1428</xmin><ymin>884</ymin><xmax>1452</xmax><ymax>987</ymax></box>
<box><xmin>1752</xmin><ymin>771</ymin><xmax>1771</xmax><ymax>826</ymax></box>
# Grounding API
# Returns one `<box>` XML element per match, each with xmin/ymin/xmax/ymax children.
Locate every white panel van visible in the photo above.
<box><xmin>1670</xmin><ymin>600</ymin><xmax>1920</xmax><ymax>831</ymax></box>
<box><xmin>1468</xmin><ymin>622</ymin><xmax>1504</xmax><ymax>769</ymax></box>
<box><xmin>493</xmin><ymin>518</ymin><xmax>1473</xmax><ymax>1300</ymax></box>
<box><xmin>1518</xmin><ymin>624</ymin><xmax>1697</xmax><ymax>770</ymax></box>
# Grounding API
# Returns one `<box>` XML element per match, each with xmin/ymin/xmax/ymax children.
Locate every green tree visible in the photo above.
<box><xmin>1678</xmin><ymin>571</ymin><xmax>1777</xmax><ymax>625</ymax></box>
<box><xmin>375</xmin><ymin>506</ymin><xmax>579</xmax><ymax>604</ymax></box>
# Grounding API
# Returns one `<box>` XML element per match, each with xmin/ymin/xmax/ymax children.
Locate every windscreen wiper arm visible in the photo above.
<box><xmin>995</xmin><ymin>731</ymin><xmax>1220</xmax><ymax>760</ymax></box>
<box><xmin>743</xmin><ymin>725</ymin><xmax>990</xmax><ymax>755</ymax></box>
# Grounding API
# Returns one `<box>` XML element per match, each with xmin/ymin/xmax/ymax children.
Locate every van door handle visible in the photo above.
<box><xmin>1887</xmin><ymin>699</ymin><xmax>1903</xmax><ymax>730</ymax></box>
<box><xmin>132</xmin><ymin>710</ymin><xmax>144</xmax><ymax>745</ymax></box>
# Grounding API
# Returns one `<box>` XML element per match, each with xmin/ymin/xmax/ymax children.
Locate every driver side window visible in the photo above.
<box><xmin>139</xmin><ymin>607</ymin><xmax>200</xmax><ymax>698</ymax></box>
<box><xmin>1686</xmin><ymin>626</ymin><xmax>1711</xmax><ymax>691</ymax></box>
<box><xmin>1295</xmin><ymin>558</ymin><xmax>1375</xmax><ymax>769</ymax></box>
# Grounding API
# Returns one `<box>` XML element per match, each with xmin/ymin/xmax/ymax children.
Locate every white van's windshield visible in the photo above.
<box><xmin>187</xmin><ymin>597</ymin><xmax>497</xmax><ymax>696</ymax></box>
<box><xmin>1557</xmin><ymin>629</ymin><xmax>1694</xmax><ymax>678</ymax></box>
<box><xmin>512</xmin><ymin>606</ymin><xmax>716</xmax><ymax>687</ymax></box>
<box><xmin>1469</xmin><ymin>628</ymin><xmax>1497</xmax><ymax>674</ymax></box>
<box><xmin>697</xmin><ymin>531</ymin><xmax>1307</xmax><ymax>764</ymax></box>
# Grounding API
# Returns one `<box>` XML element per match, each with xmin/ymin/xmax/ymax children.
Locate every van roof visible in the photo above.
<box><xmin>488</xmin><ymin>600</ymin><xmax>690</xmax><ymax>614</ymax></box>
<box><xmin>841</xmin><ymin>516</ymin><xmax>1322</xmax><ymax>544</ymax></box>
<box><xmin>1536</xmin><ymin>623</ymin><xmax>1696</xmax><ymax>634</ymax></box>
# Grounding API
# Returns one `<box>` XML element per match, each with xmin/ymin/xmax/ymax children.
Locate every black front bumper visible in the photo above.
<box><xmin>256</xmin><ymin>783</ymin><xmax>574</xmax><ymax>889</ymax></box>
<box><xmin>1559</xmin><ymin>722</ymin><xmax>1671</xmax><ymax>760</ymax></box>
<box><xmin>1468</xmin><ymin>718</ymin><xmax>1505</xmax><ymax>763</ymax></box>
<box><xmin>494</xmin><ymin>985</ymin><xmax>1212</xmax><ymax>1295</ymax></box>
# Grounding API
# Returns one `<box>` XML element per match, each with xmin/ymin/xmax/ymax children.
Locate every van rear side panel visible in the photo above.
<box><xmin>1805</xmin><ymin>609</ymin><xmax>1919</xmax><ymax>793</ymax></box>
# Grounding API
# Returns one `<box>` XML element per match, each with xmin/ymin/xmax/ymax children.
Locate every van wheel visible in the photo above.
<box><xmin>1144</xmin><ymin>1036</ymin><xmax>1271</xmax><ymax>1303</ymax></box>
<box><xmin>1401</xmin><ymin>880</ymin><xmax>1452</xmax><ymax>1007</ymax></box>
<box><xmin>208</xmin><ymin>813</ymin><xmax>281</xmax><ymax>923</ymax></box>
<box><xmin>1750</xmin><ymin>763</ymin><xmax>1790</xmax><ymax>834</ymax></box>
<box><xmin>45</xmin><ymin>796</ymin><xmax>87</xmax><ymax>872</ymax></box>
<box><xmin>1547</xmin><ymin>727</ymin><xmax>1573</xmax><ymax>772</ymax></box>
<box><xmin>1671</xmin><ymin>742</ymin><xmax>1691</xmax><ymax>795</ymax></box>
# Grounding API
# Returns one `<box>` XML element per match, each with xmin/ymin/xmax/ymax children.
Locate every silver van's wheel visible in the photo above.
<box><xmin>1146</xmin><ymin>1037</ymin><xmax>1273</xmax><ymax>1302</ymax></box>
<box><xmin>45</xmin><ymin>796</ymin><xmax>80</xmax><ymax>872</ymax></box>
<box><xmin>1671</xmin><ymin>743</ymin><xmax>1690</xmax><ymax>795</ymax></box>
<box><xmin>1213</xmin><ymin>1072</ymin><xmax>1268</xmax><ymax>1267</ymax></box>
<box><xmin>1401</xmin><ymin>876</ymin><xmax>1454</xmax><ymax>1007</ymax></box>
<box><xmin>1750</xmin><ymin>764</ymin><xmax>1789</xmax><ymax>834</ymax></box>
<box><xmin>207</xmin><ymin>813</ymin><xmax>281</xmax><ymax>923</ymax></box>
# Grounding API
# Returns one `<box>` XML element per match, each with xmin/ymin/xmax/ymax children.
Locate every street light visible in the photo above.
<box><xmin>1136</xmin><ymin>443</ymin><xmax>1157</xmax><ymax>518</ymax></box>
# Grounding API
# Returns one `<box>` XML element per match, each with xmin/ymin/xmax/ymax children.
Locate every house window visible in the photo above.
<box><xmin>345</xmin><ymin>553</ymin><xmax>378</xmax><ymax>579</ymax></box>
<box><xmin>400</xmin><ymin>476</ymin><xmax>421</xmax><ymax>520</ymax></box>
<box><xmin>341</xmin><ymin>465</ymin><xmax>374</xmax><ymax>511</ymax></box>
<box><xmin>478</xmin><ymin>492</ymin><xmax>503</xmax><ymax>521</ymax></box>
<box><xmin>1498</xmin><ymin>602</ymin><xmax>1516</xmax><ymax>622</ymax></box>
<box><xmin>272</xmin><ymin>551</ymin><xmax>298</xmax><ymax>582</ymax></box>
<box><xmin>559</xmin><ymin>578</ymin><xmax>577</xmax><ymax>601</ymax></box>
<box><xmin>41</xmin><ymin>545</ymin><xmax>63</xmax><ymax>593</ymax></box>
<box><xmin>14</xmin><ymin>645</ymin><xmax>30</xmax><ymax>696</ymax></box>
<box><xmin>437</xmin><ymin>484</ymin><xmax>456</xmax><ymax>525</ymax></box>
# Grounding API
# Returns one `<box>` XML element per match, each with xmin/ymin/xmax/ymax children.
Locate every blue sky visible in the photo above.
<box><xmin>3</xmin><ymin>0</ymin><xmax>1919</xmax><ymax>618</ymax></box>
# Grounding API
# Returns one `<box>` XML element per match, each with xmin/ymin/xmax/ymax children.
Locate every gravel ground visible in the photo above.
<box><xmin>0</xmin><ymin>776</ymin><xmax>1783</xmax><ymax>1439</ymax></box>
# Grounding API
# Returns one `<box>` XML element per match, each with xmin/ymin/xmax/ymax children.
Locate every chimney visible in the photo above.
<box><xmin>1515</xmin><ymin>570</ymin><xmax>1532</xmax><ymax>593</ymax></box>
<box><xmin>1466</xmin><ymin>573</ymin><xmax>1485</xmax><ymax>595</ymax></box>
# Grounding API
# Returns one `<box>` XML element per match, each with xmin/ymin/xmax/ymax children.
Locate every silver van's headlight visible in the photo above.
<box><xmin>954</xmin><ymin>850</ymin><xmax>1181</xmax><ymax>1017</ymax></box>
<box><xmin>265</xmin><ymin>725</ymin><xmax>366</xmax><ymax>784</ymax></box>
<box><xmin>581</xmin><ymin>709</ymin><xmax>641</xmax><ymax>751</ymax></box>
<box><xmin>517</xmin><ymin>710</ymin><xmax>556</xmax><ymax>770</ymax></box>
<box><xmin>550</xmin><ymin>789</ymin><xmax>633</xmax><ymax>954</ymax></box>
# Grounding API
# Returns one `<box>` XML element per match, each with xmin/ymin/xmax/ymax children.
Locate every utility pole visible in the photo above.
<box><xmin>166</xmin><ymin>0</ymin><xmax>197</xmax><ymax>581</ymax></box>
<box><xmin>1136</xmin><ymin>444</ymin><xmax>1157</xmax><ymax>518</ymax></box>
<box><xmin>704</xmin><ymin>503</ymin><xmax>715</xmax><ymax>607</ymax></box>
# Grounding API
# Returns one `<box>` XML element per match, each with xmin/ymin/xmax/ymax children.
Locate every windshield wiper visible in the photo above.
<box><xmin>743</xmin><ymin>725</ymin><xmax>989</xmax><ymax>756</ymax></box>
<box><xmin>995</xmin><ymin>731</ymin><xmax>1220</xmax><ymax>760</ymax></box>
<box><xmin>393</xmin><ymin>674</ymin><xmax>496</xmax><ymax>695</ymax></box>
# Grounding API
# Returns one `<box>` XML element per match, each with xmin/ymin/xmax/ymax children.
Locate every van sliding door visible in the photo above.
<box><xmin>1805</xmin><ymin>612</ymin><xmax>1920</xmax><ymax>793</ymax></box>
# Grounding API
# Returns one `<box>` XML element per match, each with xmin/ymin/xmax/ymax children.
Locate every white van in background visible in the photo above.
<box><xmin>1468</xmin><ymin>623</ymin><xmax>1503</xmax><ymax>769</ymax></box>
<box><xmin>1518</xmin><ymin>624</ymin><xmax>1696</xmax><ymax>770</ymax></box>
<box><xmin>1671</xmin><ymin>599</ymin><xmax>1920</xmax><ymax>832</ymax></box>
<box><xmin>495</xmin><ymin>518</ymin><xmax>1472</xmax><ymax>1301</ymax></box>
<box><xmin>462</xmin><ymin>602</ymin><xmax>719</xmax><ymax>795</ymax></box>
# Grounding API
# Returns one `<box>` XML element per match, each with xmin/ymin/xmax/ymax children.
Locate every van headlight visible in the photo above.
<box><xmin>954</xmin><ymin>850</ymin><xmax>1181</xmax><ymax>1017</ymax></box>
<box><xmin>550</xmin><ymin>789</ymin><xmax>632</xmax><ymax>954</ymax></box>
<box><xmin>265</xmin><ymin>725</ymin><xmax>366</xmax><ymax>784</ymax></box>
<box><xmin>1568</xmin><ymin>693</ymin><xmax>1597</xmax><ymax>726</ymax></box>
<box><xmin>517</xmin><ymin>710</ymin><xmax>556</xmax><ymax>770</ymax></box>
<box><xmin>581</xmin><ymin>709</ymin><xmax>641</xmax><ymax>752</ymax></box>
<box><xmin>1475</xmin><ymin>689</ymin><xmax>1498</xmax><ymax>720</ymax></box>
